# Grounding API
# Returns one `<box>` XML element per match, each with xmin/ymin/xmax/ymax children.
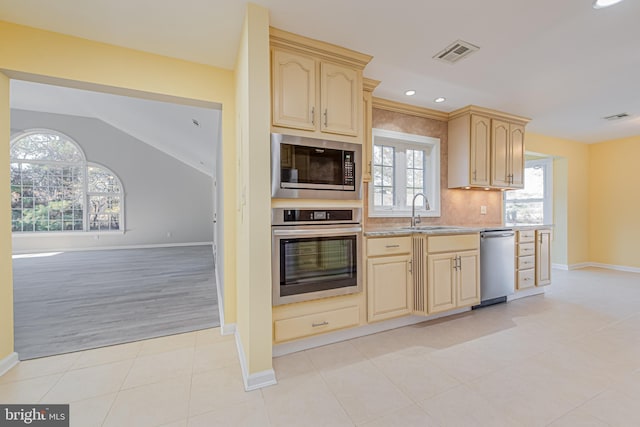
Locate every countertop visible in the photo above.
<box><xmin>364</xmin><ymin>224</ymin><xmax>553</xmax><ymax>237</ymax></box>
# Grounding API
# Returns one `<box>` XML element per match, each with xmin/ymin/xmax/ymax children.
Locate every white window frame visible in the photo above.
<box><xmin>10</xmin><ymin>129</ymin><xmax>125</xmax><ymax>235</ymax></box>
<box><xmin>504</xmin><ymin>157</ymin><xmax>553</xmax><ymax>226</ymax></box>
<box><xmin>369</xmin><ymin>128</ymin><xmax>441</xmax><ymax>218</ymax></box>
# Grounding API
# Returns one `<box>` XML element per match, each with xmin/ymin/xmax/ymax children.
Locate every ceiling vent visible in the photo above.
<box><xmin>433</xmin><ymin>40</ymin><xmax>480</xmax><ymax>64</ymax></box>
<box><xmin>603</xmin><ymin>112</ymin><xmax>630</xmax><ymax>121</ymax></box>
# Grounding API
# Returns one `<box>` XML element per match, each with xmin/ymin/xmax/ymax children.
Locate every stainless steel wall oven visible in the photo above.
<box><xmin>271</xmin><ymin>133</ymin><xmax>362</xmax><ymax>200</ymax></box>
<box><xmin>272</xmin><ymin>208</ymin><xmax>362</xmax><ymax>306</ymax></box>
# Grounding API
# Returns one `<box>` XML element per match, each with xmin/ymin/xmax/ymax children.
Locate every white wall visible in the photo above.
<box><xmin>11</xmin><ymin>109</ymin><xmax>214</xmax><ymax>252</ymax></box>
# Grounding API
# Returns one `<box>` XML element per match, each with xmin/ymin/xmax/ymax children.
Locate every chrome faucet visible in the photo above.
<box><xmin>411</xmin><ymin>192</ymin><xmax>430</xmax><ymax>228</ymax></box>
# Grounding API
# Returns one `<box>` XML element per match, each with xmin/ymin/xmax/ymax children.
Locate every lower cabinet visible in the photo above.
<box><xmin>536</xmin><ymin>228</ymin><xmax>552</xmax><ymax>286</ymax></box>
<box><xmin>366</xmin><ymin>235</ymin><xmax>412</xmax><ymax>322</ymax></box>
<box><xmin>516</xmin><ymin>228</ymin><xmax>552</xmax><ymax>291</ymax></box>
<box><xmin>274</xmin><ymin>305</ymin><xmax>360</xmax><ymax>343</ymax></box>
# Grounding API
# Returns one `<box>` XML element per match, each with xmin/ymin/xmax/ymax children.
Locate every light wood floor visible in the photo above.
<box><xmin>12</xmin><ymin>245</ymin><xmax>219</xmax><ymax>360</ymax></box>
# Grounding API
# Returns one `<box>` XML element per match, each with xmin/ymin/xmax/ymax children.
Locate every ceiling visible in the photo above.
<box><xmin>1</xmin><ymin>0</ymin><xmax>639</xmax><ymax>143</ymax></box>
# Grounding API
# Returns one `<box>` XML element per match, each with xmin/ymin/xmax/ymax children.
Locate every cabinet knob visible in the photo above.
<box><xmin>312</xmin><ymin>321</ymin><xmax>329</xmax><ymax>328</ymax></box>
<box><xmin>311</xmin><ymin>107</ymin><xmax>315</xmax><ymax>125</ymax></box>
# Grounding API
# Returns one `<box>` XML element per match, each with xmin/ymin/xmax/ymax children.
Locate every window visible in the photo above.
<box><xmin>10</xmin><ymin>129</ymin><xmax>124</xmax><ymax>233</ymax></box>
<box><xmin>370</xmin><ymin>128</ymin><xmax>440</xmax><ymax>217</ymax></box>
<box><xmin>504</xmin><ymin>157</ymin><xmax>552</xmax><ymax>225</ymax></box>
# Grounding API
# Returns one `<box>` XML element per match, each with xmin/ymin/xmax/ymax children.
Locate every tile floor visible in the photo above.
<box><xmin>1</xmin><ymin>267</ymin><xmax>640</xmax><ymax>426</ymax></box>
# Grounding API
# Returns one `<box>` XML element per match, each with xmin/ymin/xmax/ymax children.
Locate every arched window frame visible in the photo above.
<box><xmin>10</xmin><ymin>129</ymin><xmax>125</xmax><ymax>234</ymax></box>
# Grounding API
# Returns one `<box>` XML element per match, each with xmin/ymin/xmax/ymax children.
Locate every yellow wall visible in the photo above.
<box><xmin>234</xmin><ymin>4</ymin><xmax>273</xmax><ymax>375</ymax></box>
<box><xmin>589</xmin><ymin>136</ymin><xmax>640</xmax><ymax>268</ymax></box>
<box><xmin>0</xmin><ymin>21</ymin><xmax>237</xmax><ymax>359</ymax></box>
<box><xmin>526</xmin><ymin>133</ymin><xmax>590</xmax><ymax>267</ymax></box>
<box><xmin>0</xmin><ymin>72</ymin><xmax>14</xmax><ymax>359</ymax></box>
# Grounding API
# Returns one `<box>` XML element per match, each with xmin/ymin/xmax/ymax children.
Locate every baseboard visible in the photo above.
<box><xmin>568</xmin><ymin>262</ymin><xmax>592</xmax><ymax>270</ymax></box>
<box><xmin>221</xmin><ymin>323</ymin><xmax>236</xmax><ymax>336</ymax></box>
<box><xmin>588</xmin><ymin>263</ymin><xmax>640</xmax><ymax>274</ymax></box>
<box><xmin>273</xmin><ymin>307</ymin><xmax>471</xmax><ymax>358</ymax></box>
<box><xmin>234</xmin><ymin>331</ymin><xmax>277</xmax><ymax>391</ymax></box>
<box><xmin>12</xmin><ymin>241</ymin><xmax>213</xmax><ymax>255</ymax></box>
<box><xmin>0</xmin><ymin>352</ymin><xmax>19</xmax><ymax>377</ymax></box>
<box><xmin>552</xmin><ymin>263</ymin><xmax>569</xmax><ymax>271</ymax></box>
<box><xmin>507</xmin><ymin>287</ymin><xmax>545</xmax><ymax>301</ymax></box>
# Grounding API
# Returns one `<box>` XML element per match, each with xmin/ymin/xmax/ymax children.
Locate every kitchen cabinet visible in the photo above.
<box><xmin>366</xmin><ymin>235</ymin><xmax>412</xmax><ymax>322</ymax></box>
<box><xmin>515</xmin><ymin>230</ymin><xmax>536</xmax><ymax>290</ymax></box>
<box><xmin>448</xmin><ymin>106</ymin><xmax>529</xmax><ymax>190</ymax></box>
<box><xmin>536</xmin><ymin>228</ymin><xmax>552</xmax><ymax>286</ymax></box>
<box><xmin>362</xmin><ymin>78</ymin><xmax>380</xmax><ymax>182</ymax></box>
<box><xmin>270</xmin><ymin>28</ymin><xmax>372</xmax><ymax>142</ymax></box>
<box><xmin>413</xmin><ymin>233</ymin><xmax>480</xmax><ymax>315</ymax></box>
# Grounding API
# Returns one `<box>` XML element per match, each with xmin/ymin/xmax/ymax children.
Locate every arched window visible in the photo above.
<box><xmin>10</xmin><ymin>129</ymin><xmax>124</xmax><ymax>233</ymax></box>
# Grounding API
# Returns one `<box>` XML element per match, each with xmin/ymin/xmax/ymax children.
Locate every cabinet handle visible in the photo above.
<box><xmin>458</xmin><ymin>256</ymin><xmax>462</xmax><ymax>270</ymax></box>
<box><xmin>312</xmin><ymin>321</ymin><xmax>329</xmax><ymax>328</ymax></box>
<box><xmin>311</xmin><ymin>107</ymin><xmax>315</xmax><ymax>126</ymax></box>
<box><xmin>324</xmin><ymin>109</ymin><xmax>328</xmax><ymax>127</ymax></box>
<box><xmin>473</xmin><ymin>170</ymin><xmax>477</xmax><ymax>180</ymax></box>
<box><xmin>385</xmin><ymin>244</ymin><xmax>400</xmax><ymax>248</ymax></box>
<box><xmin>409</xmin><ymin>260</ymin><xmax>413</xmax><ymax>273</ymax></box>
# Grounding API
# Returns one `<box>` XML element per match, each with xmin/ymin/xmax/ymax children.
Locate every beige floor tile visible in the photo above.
<box><xmin>425</xmin><ymin>341</ymin><xmax>507</xmax><ymax>383</ymax></box>
<box><xmin>192</xmin><ymin>339</ymin><xmax>239</xmax><ymax>374</ymax></box>
<box><xmin>71</xmin><ymin>341</ymin><xmax>142</xmax><ymax>370</ymax></box>
<box><xmin>350</xmin><ymin>329</ymin><xmax>408</xmax><ymax>360</ymax></box>
<box><xmin>195</xmin><ymin>327</ymin><xmax>233</xmax><ymax>348</ymax></box>
<box><xmin>122</xmin><ymin>347</ymin><xmax>194</xmax><ymax>389</ymax></box>
<box><xmin>371</xmin><ymin>352</ymin><xmax>460</xmax><ymax>402</ymax></box>
<box><xmin>359</xmin><ymin>404</ymin><xmax>439</xmax><ymax>427</ymax></box>
<box><xmin>137</xmin><ymin>331</ymin><xmax>197</xmax><ymax>357</ymax></box>
<box><xmin>188</xmin><ymin>399</ymin><xmax>270</xmax><ymax>427</ymax></box>
<box><xmin>41</xmin><ymin>360</ymin><xmax>133</xmax><ymax>403</ymax></box>
<box><xmin>272</xmin><ymin>350</ymin><xmax>316</xmax><ymax>382</ymax></box>
<box><xmin>158</xmin><ymin>419</ymin><xmax>188</xmax><ymax>427</ymax></box>
<box><xmin>574</xmin><ymin>389</ymin><xmax>640</xmax><ymax>425</ymax></box>
<box><xmin>189</xmin><ymin>365</ymin><xmax>262</xmax><ymax>417</ymax></box>
<box><xmin>69</xmin><ymin>392</ymin><xmax>117</xmax><ymax>427</ymax></box>
<box><xmin>418</xmin><ymin>384</ymin><xmax>523</xmax><ymax>427</ymax></box>
<box><xmin>321</xmin><ymin>360</ymin><xmax>412</xmax><ymax>424</ymax></box>
<box><xmin>262</xmin><ymin>373</ymin><xmax>352</xmax><ymax>426</ymax></box>
<box><xmin>103</xmin><ymin>375</ymin><xmax>191</xmax><ymax>427</ymax></box>
<box><xmin>0</xmin><ymin>374</ymin><xmax>62</xmax><ymax>404</ymax></box>
<box><xmin>547</xmin><ymin>409</ymin><xmax>610</xmax><ymax>426</ymax></box>
<box><xmin>305</xmin><ymin>340</ymin><xmax>366</xmax><ymax>372</ymax></box>
<box><xmin>0</xmin><ymin>352</ymin><xmax>79</xmax><ymax>384</ymax></box>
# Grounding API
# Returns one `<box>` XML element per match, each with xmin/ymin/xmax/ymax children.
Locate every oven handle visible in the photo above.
<box><xmin>272</xmin><ymin>226</ymin><xmax>362</xmax><ymax>237</ymax></box>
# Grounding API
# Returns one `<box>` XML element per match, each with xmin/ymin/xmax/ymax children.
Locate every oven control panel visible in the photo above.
<box><xmin>272</xmin><ymin>208</ymin><xmax>362</xmax><ymax>226</ymax></box>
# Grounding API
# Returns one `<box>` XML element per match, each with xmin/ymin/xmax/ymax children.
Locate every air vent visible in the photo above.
<box><xmin>433</xmin><ymin>40</ymin><xmax>480</xmax><ymax>64</ymax></box>
<box><xmin>603</xmin><ymin>113</ymin><xmax>630</xmax><ymax>121</ymax></box>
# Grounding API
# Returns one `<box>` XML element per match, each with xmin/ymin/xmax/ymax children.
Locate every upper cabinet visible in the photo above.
<box><xmin>270</xmin><ymin>28</ymin><xmax>372</xmax><ymax>143</ymax></box>
<box><xmin>448</xmin><ymin>106</ymin><xmax>529</xmax><ymax>190</ymax></box>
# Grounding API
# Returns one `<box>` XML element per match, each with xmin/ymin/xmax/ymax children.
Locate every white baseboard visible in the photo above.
<box><xmin>507</xmin><ymin>287</ymin><xmax>545</xmax><ymax>301</ymax></box>
<box><xmin>221</xmin><ymin>323</ymin><xmax>236</xmax><ymax>336</ymax></box>
<box><xmin>568</xmin><ymin>262</ymin><xmax>592</xmax><ymax>270</ymax></box>
<box><xmin>234</xmin><ymin>331</ymin><xmax>277</xmax><ymax>391</ymax></box>
<box><xmin>588</xmin><ymin>263</ymin><xmax>640</xmax><ymax>274</ymax></box>
<box><xmin>0</xmin><ymin>352</ymin><xmax>19</xmax><ymax>377</ymax></box>
<box><xmin>552</xmin><ymin>263</ymin><xmax>569</xmax><ymax>271</ymax></box>
<box><xmin>273</xmin><ymin>307</ymin><xmax>471</xmax><ymax>358</ymax></box>
<box><xmin>12</xmin><ymin>241</ymin><xmax>213</xmax><ymax>255</ymax></box>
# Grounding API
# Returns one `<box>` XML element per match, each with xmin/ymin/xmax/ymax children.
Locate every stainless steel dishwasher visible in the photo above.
<box><xmin>475</xmin><ymin>228</ymin><xmax>515</xmax><ymax>307</ymax></box>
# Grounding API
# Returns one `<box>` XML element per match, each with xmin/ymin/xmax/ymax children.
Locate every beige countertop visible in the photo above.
<box><xmin>364</xmin><ymin>224</ymin><xmax>553</xmax><ymax>237</ymax></box>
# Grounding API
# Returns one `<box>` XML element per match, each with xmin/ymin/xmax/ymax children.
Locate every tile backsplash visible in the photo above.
<box><xmin>365</xmin><ymin>108</ymin><xmax>502</xmax><ymax>230</ymax></box>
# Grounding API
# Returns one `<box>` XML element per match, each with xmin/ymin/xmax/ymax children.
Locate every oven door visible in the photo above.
<box><xmin>272</xmin><ymin>226</ymin><xmax>362</xmax><ymax>306</ymax></box>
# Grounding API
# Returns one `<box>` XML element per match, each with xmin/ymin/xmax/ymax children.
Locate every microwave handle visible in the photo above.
<box><xmin>272</xmin><ymin>226</ymin><xmax>362</xmax><ymax>237</ymax></box>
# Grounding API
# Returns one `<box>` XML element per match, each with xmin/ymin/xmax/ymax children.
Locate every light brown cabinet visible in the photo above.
<box><xmin>515</xmin><ymin>228</ymin><xmax>552</xmax><ymax>291</ymax></box>
<box><xmin>413</xmin><ymin>234</ymin><xmax>481</xmax><ymax>315</ymax></box>
<box><xmin>366</xmin><ymin>236</ymin><xmax>412</xmax><ymax>322</ymax></box>
<box><xmin>270</xmin><ymin>28</ymin><xmax>372</xmax><ymax>141</ymax></box>
<box><xmin>536</xmin><ymin>229</ymin><xmax>552</xmax><ymax>286</ymax></box>
<box><xmin>448</xmin><ymin>106</ymin><xmax>529</xmax><ymax>190</ymax></box>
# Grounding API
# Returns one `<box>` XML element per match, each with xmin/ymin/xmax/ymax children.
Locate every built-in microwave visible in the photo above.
<box><xmin>271</xmin><ymin>133</ymin><xmax>362</xmax><ymax>200</ymax></box>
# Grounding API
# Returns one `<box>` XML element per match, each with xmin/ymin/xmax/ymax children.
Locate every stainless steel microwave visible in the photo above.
<box><xmin>271</xmin><ymin>133</ymin><xmax>362</xmax><ymax>200</ymax></box>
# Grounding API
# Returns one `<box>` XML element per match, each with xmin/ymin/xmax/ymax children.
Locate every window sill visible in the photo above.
<box><xmin>12</xmin><ymin>230</ymin><xmax>126</xmax><ymax>238</ymax></box>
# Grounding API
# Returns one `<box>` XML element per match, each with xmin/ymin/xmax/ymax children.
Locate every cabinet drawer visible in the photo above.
<box><xmin>517</xmin><ymin>242</ymin><xmax>535</xmax><ymax>256</ymax></box>
<box><xmin>517</xmin><ymin>230</ymin><xmax>535</xmax><ymax>243</ymax></box>
<box><xmin>367</xmin><ymin>236</ymin><xmax>411</xmax><ymax>256</ymax></box>
<box><xmin>517</xmin><ymin>269</ymin><xmax>536</xmax><ymax>290</ymax></box>
<box><xmin>518</xmin><ymin>255</ymin><xmax>535</xmax><ymax>270</ymax></box>
<box><xmin>428</xmin><ymin>234</ymin><xmax>479</xmax><ymax>253</ymax></box>
<box><xmin>274</xmin><ymin>305</ymin><xmax>360</xmax><ymax>343</ymax></box>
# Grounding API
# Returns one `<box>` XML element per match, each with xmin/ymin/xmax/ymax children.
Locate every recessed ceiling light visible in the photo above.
<box><xmin>593</xmin><ymin>0</ymin><xmax>624</xmax><ymax>9</ymax></box>
<box><xmin>434</xmin><ymin>97</ymin><xmax>446</xmax><ymax>103</ymax></box>
<box><xmin>405</xmin><ymin>90</ymin><xmax>416</xmax><ymax>96</ymax></box>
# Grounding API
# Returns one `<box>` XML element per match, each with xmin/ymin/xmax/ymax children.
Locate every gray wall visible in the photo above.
<box><xmin>11</xmin><ymin>109</ymin><xmax>214</xmax><ymax>252</ymax></box>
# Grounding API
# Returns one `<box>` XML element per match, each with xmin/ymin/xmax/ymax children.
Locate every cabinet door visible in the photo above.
<box><xmin>457</xmin><ymin>250</ymin><xmax>480</xmax><ymax>307</ymax></box>
<box><xmin>470</xmin><ymin>115</ymin><xmax>491</xmax><ymax>186</ymax></box>
<box><xmin>367</xmin><ymin>255</ymin><xmax>411</xmax><ymax>322</ymax></box>
<box><xmin>272</xmin><ymin>49</ymin><xmax>317</xmax><ymax>131</ymax></box>
<box><xmin>427</xmin><ymin>253</ymin><xmax>456</xmax><ymax>314</ymax></box>
<box><xmin>320</xmin><ymin>62</ymin><xmax>359</xmax><ymax>136</ymax></box>
<box><xmin>510</xmin><ymin>124</ymin><xmax>525</xmax><ymax>188</ymax></box>
<box><xmin>536</xmin><ymin>229</ymin><xmax>552</xmax><ymax>286</ymax></box>
<box><xmin>491</xmin><ymin>119</ymin><xmax>510</xmax><ymax>188</ymax></box>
